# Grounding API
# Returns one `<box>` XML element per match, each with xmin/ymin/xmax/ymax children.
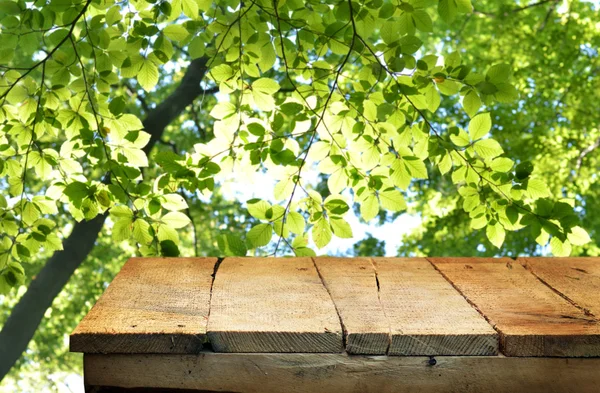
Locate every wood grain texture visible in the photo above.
<box><xmin>70</xmin><ymin>257</ymin><xmax>216</xmax><ymax>354</ymax></box>
<box><xmin>520</xmin><ymin>257</ymin><xmax>600</xmax><ymax>316</ymax></box>
<box><xmin>372</xmin><ymin>257</ymin><xmax>497</xmax><ymax>355</ymax></box>
<box><xmin>84</xmin><ymin>353</ymin><xmax>600</xmax><ymax>393</ymax></box>
<box><xmin>206</xmin><ymin>257</ymin><xmax>343</xmax><ymax>353</ymax></box>
<box><xmin>87</xmin><ymin>387</ymin><xmax>233</xmax><ymax>393</ymax></box>
<box><xmin>430</xmin><ymin>257</ymin><xmax>600</xmax><ymax>357</ymax></box>
<box><xmin>312</xmin><ymin>257</ymin><xmax>390</xmax><ymax>354</ymax></box>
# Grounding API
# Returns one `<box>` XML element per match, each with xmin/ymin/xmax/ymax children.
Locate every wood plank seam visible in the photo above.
<box><xmin>425</xmin><ymin>257</ymin><xmax>500</xmax><ymax>334</ymax></box>
<box><xmin>367</xmin><ymin>257</ymin><xmax>392</xmax><ymax>354</ymax></box>
<box><xmin>520</xmin><ymin>260</ymin><xmax>597</xmax><ymax>319</ymax></box>
<box><xmin>206</xmin><ymin>257</ymin><xmax>344</xmax><ymax>352</ymax></box>
<box><xmin>373</xmin><ymin>258</ymin><xmax>497</xmax><ymax>356</ymax></box>
<box><xmin>204</xmin><ymin>257</ymin><xmax>225</xmax><ymax>351</ymax></box>
<box><xmin>311</xmin><ymin>257</ymin><xmax>348</xmax><ymax>349</ymax></box>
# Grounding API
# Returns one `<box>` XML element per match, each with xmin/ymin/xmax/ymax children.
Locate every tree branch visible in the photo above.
<box><xmin>474</xmin><ymin>0</ymin><xmax>558</xmax><ymax>17</ymax></box>
<box><xmin>575</xmin><ymin>136</ymin><xmax>600</xmax><ymax>174</ymax></box>
<box><xmin>0</xmin><ymin>57</ymin><xmax>210</xmax><ymax>381</ymax></box>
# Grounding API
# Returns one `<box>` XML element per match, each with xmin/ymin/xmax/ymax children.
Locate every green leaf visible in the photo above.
<box><xmin>312</xmin><ymin>218</ymin><xmax>332</xmax><ymax>249</ymax></box>
<box><xmin>468</xmin><ymin>112</ymin><xmax>491</xmax><ymax>141</ymax></box>
<box><xmin>360</xmin><ymin>195</ymin><xmax>379</xmax><ymax>222</ymax></box>
<box><xmin>16</xmin><ymin>244</ymin><xmax>30</xmax><ymax>260</ymax></box>
<box><xmin>121</xmin><ymin>147</ymin><xmax>149</xmax><ymax>167</ymax></box>
<box><xmin>567</xmin><ymin>226</ymin><xmax>591</xmax><ymax>246</ymax></box>
<box><xmin>438</xmin><ymin>0</ymin><xmax>457</xmax><ymax>22</ymax></box>
<box><xmin>109</xmin><ymin>96</ymin><xmax>127</xmax><ymax>116</ymax></box>
<box><xmin>160</xmin><ymin>240</ymin><xmax>180</xmax><ymax>257</ymax></box>
<box><xmin>328</xmin><ymin>169</ymin><xmax>348</xmax><ymax>194</ymax></box>
<box><xmin>292</xmin><ymin>233</ymin><xmax>309</xmax><ymax>248</ymax></box>
<box><xmin>246</xmin><ymin>223</ymin><xmax>273</xmax><ymax>248</ymax></box>
<box><xmin>209</xmin><ymin>102</ymin><xmax>237</xmax><ymax>119</ymax></box>
<box><xmin>106</xmin><ymin>6</ymin><xmax>121</xmax><ymax>25</ymax></box>
<box><xmin>112</xmin><ymin>218</ymin><xmax>132</xmax><ymax>241</ymax></box>
<box><xmin>324</xmin><ymin>197</ymin><xmax>350</xmax><ymax>216</ymax></box>
<box><xmin>495</xmin><ymin>83</ymin><xmax>519</xmax><ymax>103</ymax></box>
<box><xmin>525</xmin><ymin>179</ymin><xmax>551</xmax><ymax>199</ymax></box>
<box><xmin>0</xmin><ymin>1</ymin><xmax>22</xmax><ymax>15</ymax></box>
<box><xmin>550</xmin><ymin>237</ymin><xmax>571</xmax><ymax>256</ymax></box>
<box><xmin>294</xmin><ymin>247</ymin><xmax>316</xmax><ymax>257</ymax></box>
<box><xmin>412</xmin><ymin>10</ymin><xmax>433</xmax><ymax>32</ymax></box>
<box><xmin>490</xmin><ymin>157</ymin><xmax>514</xmax><ymax>172</ymax></box>
<box><xmin>161</xmin><ymin>212</ymin><xmax>191</xmax><ymax>228</ymax></box>
<box><xmin>63</xmin><ymin>181</ymin><xmax>90</xmax><ymax>203</ymax></box>
<box><xmin>287</xmin><ymin>212</ymin><xmax>305</xmax><ymax>235</ymax></box>
<box><xmin>487</xmin><ymin>64</ymin><xmax>512</xmax><ymax>84</ymax></box>
<box><xmin>138</xmin><ymin>60</ymin><xmax>159</xmax><ymax>92</ymax></box>
<box><xmin>330</xmin><ymin>217</ymin><xmax>353</xmax><ymax>239</ymax></box>
<box><xmin>189</xmin><ymin>36</ymin><xmax>205</xmax><ymax>59</ymax></box>
<box><xmin>463</xmin><ymin>91</ymin><xmax>481</xmax><ymax>118</ymax></box>
<box><xmin>21</xmin><ymin>202</ymin><xmax>40</xmax><ymax>226</ymax></box>
<box><xmin>163</xmin><ymin>25</ymin><xmax>189</xmax><ymax>41</ymax></box>
<box><xmin>486</xmin><ymin>222</ymin><xmax>505</xmax><ymax>248</ymax></box>
<box><xmin>379</xmin><ymin>188</ymin><xmax>406</xmax><ymax>212</ymax></box>
<box><xmin>252</xmin><ymin>78</ymin><xmax>280</xmax><ymax>94</ymax></box>
<box><xmin>217</xmin><ymin>233</ymin><xmax>247</xmax><ymax>256</ymax></box>
<box><xmin>210</xmin><ymin>64</ymin><xmax>233</xmax><ymax>82</ymax></box>
<box><xmin>252</xmin><ymin>91</ymin><xmax>275</xmax><ymax>111</ymax></box>
<box><xmin>403</xmin><ymin>156</ymin><xmax>428</xmax><ymax>179</ymax></box>
<box><xmin>181</xmin><ymin>0</ymin><xmax>199</xmax><ymax>18</ymax></box>
<box><xmin>110</xmin><ymin>205</ymin><xmax>133</xmax><ymax>219</ymax></box>
<box><xmin>450</xmin><ymin>128</ymin><xmax>470</xmax><ymax>147</ymax></box>
<box><xmin>118</xmin><ymin>114</ymin><xmax>144</xmax><ymax>131</ymax></box>
<box><xmin>474</xmin><ymin>139</ymin><xmax>504</xmax><ymax>159</ymax></box>
<box><xmin>161</xmin><ymin>194</ymin><xmax>188</xmax><ymax>211</ymax></box>
<box><xmin>456</xmin><ymin>0</ymin><xmax>473</xmax><ymax>12</ymax></box>
<box><xmin>157</xmin><ymin>224</ymin><xmax>179</xmax><ymax>243</ymax></box>
<box><xmin>515</xmin><ymin>161</ymin><xmax>534</xmax><ymax>180</ymax></box>
<box><xmin>247</xmin><ymin>199</ymin><xmax>271</xmax><ymax>220</ymax></box>
<box><xmin>438</xmin><ymin>153</ymin><xmax>453</xmax><ymax>175</ymax></box>
<box><xmin>133</xmin><ymin>219</ymin><xmax>153</xmax><ymax>244</ymax></box>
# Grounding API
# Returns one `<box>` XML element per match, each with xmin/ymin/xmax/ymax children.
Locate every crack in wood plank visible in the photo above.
<box><xmin>311</xmin><ymin>257</ymin><xmax>347</xmax><ymax>350</ymax></box>
<box><xmin>368</xmin><ymin>257</ymin><xmax>392</xmax><ymax>355</ymax></box>
<box><xmin>203</xmin><ymin>257</ymin><xmax>225</xmax><ymax>351</ymax></box>
<box><xmin>430</xmin><ymin>257</ymin><xmax>600</xmax><ymax>357</ymax></box>
<box><xmin>520</xmin><ymin>259</ymin><xmax>597</xmax><ymax>319</ymax></box>
<box><xmin>426</xmin><ymin>257</ymin><xmax>500</xmax><ymax>333</ymax></box>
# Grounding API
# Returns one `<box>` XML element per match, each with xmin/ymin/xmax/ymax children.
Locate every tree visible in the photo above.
<box><xmin>0</xmin><ymin>0</ymin><xmax>593</xmax><ymax>382</ymax></box>
<box><xmin>399</xmin><ymin>0</ymin><xmax>600</xmax><ymax>257</ymax></box>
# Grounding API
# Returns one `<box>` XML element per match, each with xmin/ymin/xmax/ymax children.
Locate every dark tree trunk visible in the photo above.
<box><xmin>0</xmin><ymin>57</ymin><xmax>209</xmax><ymax>381</ymax></box>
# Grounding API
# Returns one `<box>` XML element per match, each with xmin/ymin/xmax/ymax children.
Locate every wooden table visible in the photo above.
<box><xmin>71</xmin><ymin>257</ymin><xmax>600</xmax><ymax>392</ymax></box>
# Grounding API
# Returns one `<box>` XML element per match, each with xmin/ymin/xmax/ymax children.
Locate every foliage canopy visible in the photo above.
<box><xmin>0</xmin><ymin>0</ymin><xmax>594</xmax><ymax>295</ymax></box>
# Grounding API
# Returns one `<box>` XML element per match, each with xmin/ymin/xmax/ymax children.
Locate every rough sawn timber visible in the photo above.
<box><xmin>313</xmin><ymin>257</ymin><xmax>390</xmax><ymax>354</ymax></box>
<box><xmin>206</xmin><ymin>257</ymin><xmax>343</xmax><ymax>353</ymax></box>
<box><xmin>372</xmin><ymin>257</ymin><xmax>498</xmax><ymax>355</ymax></box>
<box><xmin>83</xmin><ymin>352</ymin><xmax>600</xmax><ymax>393</ymax></box>
<box><xmin>70</xmin><ymin>257</ymin><xmax>216</xmax><ymax>354</ymax></box>
<box><xmin>519</xmin><ymin>257</ymin><xmax>600</xmax><ymax>316</ymax></box>
<box><xmin>430</xmin><ymin>257</ymin><xmax>600</xmax><ymax>357</ymax></box>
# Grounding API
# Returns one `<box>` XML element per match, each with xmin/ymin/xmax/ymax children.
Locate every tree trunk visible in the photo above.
<box><xmin>0</xmin><ymin>57</ymin><xmax>209</xmax><ymax>381</ymax></box>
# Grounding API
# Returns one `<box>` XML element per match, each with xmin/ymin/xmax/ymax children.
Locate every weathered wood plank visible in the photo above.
<box><xmin>86</xmin><ymin>387</ymin><xmax>231</xmax><ymax>393</ymax></box>
<box><xmin>430</xmin><ymin>257</ymin><xmax>600</xmax><ymax>357</ymax></box>
<box><xmin>520</xmin><ymin>257</ymin><xmax>600</xmax><ymax>316</ymax></box>
<box><xmin>206</xmin><ymin>257</ymin><xmax>343</xmax><ymax>353</ymax></box>
<box><xmin>70</xmin><ymin>257</ymin><xmax>216</xmax><ymax>354</ymax></box>
<box><xmin>84</xmin><ymin>353</ymin><xmax>600</xmax><ymax>393</ymax></box>
<box><xmin>313</xmin><ymin>257</ymin><xmax>390</xmax><ymax>354</ymax></box>
<box><xmin>372</xmin><ymin>257</ymin><xmax>497</xmax><ymax>355</ymax></box>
